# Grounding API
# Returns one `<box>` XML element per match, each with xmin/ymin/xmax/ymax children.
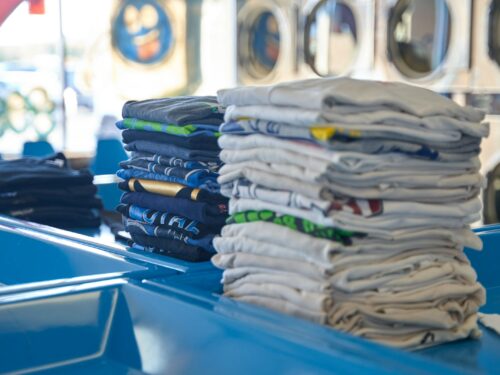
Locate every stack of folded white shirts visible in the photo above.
<box><xmin>211</xmin><ymin>77</ymin><xmax>490</xmax><ymax>350</ymax></box>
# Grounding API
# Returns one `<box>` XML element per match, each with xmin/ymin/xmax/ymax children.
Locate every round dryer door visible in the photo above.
<box><xmin>387</xmin><ymin>0</ymin><xmax>451</xmax><ymax>79</ymax></box>
<box><xmin>238</xmin><ymin>5</ymin><xmax>282</xmax><ymax>81</ymax></box>
<box><xmin>488</xmin><ymin>0</ymin><xmax>500</xmax><ymax>67</ymax></box>
<box><xmin>484</xmin><ymin>161</ymin><xmax>500</xmax><ymax>224</ymax></box>
<box><xmin>304</xmin><ymin>0</ymin><xmax>358</xmax><ymax>76</ymax></box>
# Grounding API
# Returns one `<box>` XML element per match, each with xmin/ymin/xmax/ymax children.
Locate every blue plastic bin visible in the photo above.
<box><xmin>0</xmin><ymin>221</ymin><xmax>498</xmax><ymax>374</ymax></box>
<box><xmin>0</xmin><ymin>278</ymin><xmax>469</xmax><ymax>375</ymax></box>
<box><xmin>22</xmin><ymin>141</ymin><xmax>55</xmax><ymax>157</ymax></box>
<box><xmin>0</xmin><ymin>223</ymin><xmax>178</xmax><ymax>292</ymax></box>
<box><xmin>0</xmin><ymin>215</ymin><xmax>215</xmax><ymax>275</ymax></box>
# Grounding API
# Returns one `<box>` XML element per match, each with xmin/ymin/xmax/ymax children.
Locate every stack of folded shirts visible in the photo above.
<box><xmin>212</xmin><ymin>78</ymin><xmax>490</xmax><ymax>349</ymax></box>
<box><xmin>0</xmin><ymin>153</ymin><xmax>102</xmax><ymax>228</ymax></box>
<box><xmin>116</xmin><ymin>96</ymin><xmax>229</xmax><ymax>262</ymax></box>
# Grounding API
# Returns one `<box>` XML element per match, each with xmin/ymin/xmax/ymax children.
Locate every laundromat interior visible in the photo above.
<box><xmin>0</xmin><ymin>0</ymin><xmax>500</xmax><ymax>374</ymax></box>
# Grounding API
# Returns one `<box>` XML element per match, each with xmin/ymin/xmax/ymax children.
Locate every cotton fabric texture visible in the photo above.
<box><xmin>116</xmin><ymin>96</ymin><xmax>227</xmax><ymax>262</ymax></box>
<box><xmin>0</xmin><ymin>153</ymin><xmax>101</xmax><ymax>228</ymax></box>
<box><xmin>212</xmin><ymin>77</ymin><xmax>489</xmax><ymax>350</ymax></box>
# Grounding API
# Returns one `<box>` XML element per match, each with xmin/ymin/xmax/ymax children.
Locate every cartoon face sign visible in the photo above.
<box><xmin>112</xmin><ymin>0</ymin><xmax>173</xmax><ymax>64</ymax></box>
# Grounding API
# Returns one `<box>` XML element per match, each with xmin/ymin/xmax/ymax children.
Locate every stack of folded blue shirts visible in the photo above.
<box><xmin>0</xmin><ymin>153</ymin><xmax>102</xmax><ymax>228</ymax></box>
<box><xmin>116</xmin><ymin>96</ymin><xmax>228</xmax><ymax>262</ymax></box>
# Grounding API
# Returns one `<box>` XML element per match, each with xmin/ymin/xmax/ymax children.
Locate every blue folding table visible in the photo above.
<box><xmin>0</xmin><ymin>216</ymin><xmax>499</xmax><ymax>374</ymax></box>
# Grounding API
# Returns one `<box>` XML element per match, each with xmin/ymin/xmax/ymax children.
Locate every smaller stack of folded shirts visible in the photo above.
<box><xmin>212</xmin><ymin>77</ymin><xmax>490</xmax><ymax>350</ymax></box>
<box><xmin>116</xmin><ymin>96</ymin><xmax>228</xmax><ymax>262</ymax></box>
<box><xmin>0</xmin><ymin>153</ymin><xmax>102</xmax><ymax>228</ymax></box>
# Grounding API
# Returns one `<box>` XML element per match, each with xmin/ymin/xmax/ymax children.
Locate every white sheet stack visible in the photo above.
<box><xmin>211</xmin><ymin>78</ymin><xmax>489</xmax><ymax>349</ymax></box>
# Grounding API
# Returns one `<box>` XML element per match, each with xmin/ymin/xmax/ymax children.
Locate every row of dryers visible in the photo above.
<box><xmin>106</xmin><ymin>0</ymin><xmax>500</xmax><ymax>99</ymax></box>
<box><xmin>236</xmin><ymin>0</ymin><xmax>500</xmax><ymax>93</ymax></box>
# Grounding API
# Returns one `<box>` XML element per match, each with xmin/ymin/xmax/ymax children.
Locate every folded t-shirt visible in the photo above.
<box><xmin>120</xmin><ymin>192</ymin><xmax>227</xmax><ymax>226</ymax></box>
<box><xmin>7</xmin><ymin>206</ymin><xmax>101</xmax><ymax>228</ymax></box>
<box><xmin>117</xmin><ymin>203</ymin><xmax>221</xmax><ymax>236</ymax></box>
<box><xmin>118</xmin><ymin>178</ymin><xmax>226</xmax><ymax>204</ymax></box>
<box><xmin>122</xmin><ymin>96</ymin><xmax>225</xmax><ymax>125</ymax></box>
<box><xmin>121</xmin><ymin>129</ymin><xmax>219</xmax><ymax>150</ymax></box>
<box><xmin>125</xmin><ymin>140</ymin><xmax>221</xmax><ymax>162</ymax></box>
<box><xmin>130</xmin><ymin>233</ymin><xmax>213</xmax><ymax>262</ymax></box>
<box><xmin>0</xmin><ymin>153</ymin><xmax>94</xmax><ymax>192</ymax></box>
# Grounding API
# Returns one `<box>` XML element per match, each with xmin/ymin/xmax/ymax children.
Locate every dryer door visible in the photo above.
<box><xmin>237</xmin><ymin>0</ymin><xmax>294</xmax><ymax>84</ymax></box>
<box><xmin>387</xmin><ymin>0</ymin><xmax>451</xmax><ymax>79</ymax></box>
<box><xmin>303</xmin><ymin>0</ymin><xmax>359</xmax><ymax>77</ymax></box>
<box><xmin>488</xmin><ymin>0</ymin><xmax>500</xmax><ymax>68</ymax></box>
<box><xmin>484</xmin><ymin>161</ymin><xmax>500</xmax><ymax>224</ymax></box>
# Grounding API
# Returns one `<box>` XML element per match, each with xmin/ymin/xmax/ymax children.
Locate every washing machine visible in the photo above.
<box><xmin>467</xmin><ymin>0</ymin><xmax>500</xmax><ymax>219</ymax></box>
<box><xmin>298</xmin><ymin>0</ymin><xmax>375</xmax><ymax>80</ymax></box>
<box><xmin>236</xmin><ymin>0</ymin><xmax>300</xmax><ymax>85</ymax></box>
<box><xmin>471</xmin><ymin>0</ymin><xmax>500</xmax><ymax>93</ymax></box>
<box><xmin>483</xmin><ymin>152</ymin><xmax>500</xmax><ymax>224</ymax></box>
<box><xmin>375</xmin><ymin>0</ymin><xmax>471</xmax><ymax>92</ymax></box>
<box><xmin>110</xmin><ymin>0</ymin><xmax>202</xmax><ymax>99</ymax></box>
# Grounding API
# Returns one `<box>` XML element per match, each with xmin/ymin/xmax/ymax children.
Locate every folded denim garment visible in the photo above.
<box><xmin>117</xmin><ymin>203</ymin><xmax>219</xmax><ymax>236</ymax></box>
<box><xmin>125</xmin><ymin>218</ymin><xmax>215</xmax><ymax>252</ymax></box>
<box><xmin>8</xmin><ymin>206</ymin><xmax>101</xmax><ymax>228</ymax></box>
<box><xmin>125</xmin><ymin>140</ymin><xmax>221</xmax><ymax>163</ymax></box>
<box><xmin>121</xmin><ymin>191</ymin><xmax>227</xmax><ymax>226</ymax></box>
<box><xmin>118</xmin><ymin>157</ymin><xmax>220</xmax><ymax>192</ymax></box>
<box><xmin>119</xmin><ymin>178</ymin><xmax>226</xmax><ymax>204</ymax></box>
<box><xmin>0</xmin><ymin>153</ymin><xmax>94</xmax><ymax>192</ymax></box>
<box><xmin>131</xmin><ymin>152</ymin><xmax>221</xmax><ymax>172</ymax></box>
<box><xmin>122</xmin><ymin>96</ymin><xmax>225</xmax><ymax>125</ymax></box>
<box><xmin>117</xmin><ymin>169</ymin><xmax>220</xmax><ymax>193</ymax></box>
<box><xmin>0</xmin><ymin>195</ymin><xmax>103</xmax><ymax>211</ymax></box>
<box><xmin>121</xmin><ymin>129</ymin><xmax>219</xmax><ymax>150</ymax></box>
<box><xmin>130</xmin><ymin>232</ymin><xmax>213</xmax><ymax>262</ymax></box>
<box><xmin>121</xmin><ymin>158</ymin><xmax>218</xmax><ymax>182</ymax></box>
<box><xmin>117</xmin><ymin>118</ymin><xmax>220</xmax><ymax>137</ymax></box>
<box><xmin>0</xmin><ymin>184</ymin><xmax>97</xmax><ymax>200</ymax></box>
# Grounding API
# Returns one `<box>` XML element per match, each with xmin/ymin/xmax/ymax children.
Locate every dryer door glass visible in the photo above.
<box><xmin>484</xmin><ymin>162</ymin><xmax>500</xmax><ymax>224</ymax></box>
<box><xmin>387</xmin><ymin>0</ymin><xmax>451</xmax><ymax>78</ymax></box>
<box><xmin>239</xmin><ymin>10</ymin><xmax>281</xmax><ymax>79</ymax></box>
<box><xmin>305</xmin><ymin>0</ymin><xmax>358</xmax><ymax>76</ymax></box>
<box><xmin>488</xmin><ymin>0</ymin><xmax>500</xmax><ymax>66</ymax></box>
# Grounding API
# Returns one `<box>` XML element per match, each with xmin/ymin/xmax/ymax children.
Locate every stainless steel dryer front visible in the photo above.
<box><xmin>375</xmin><ymin>0</ymin><xmax>471</xmax><ymax>92</ymax></box>
<box><xmin>471</xmin><ymin>0</ymin><xmax>500</xmax><ymax>93</ymax></box>
<box><xmin>236</xmin><ymin>0</ymin><xmax>300</xmax><ymax>85</ymax></box>
<box><xmin>299</xmin><ymin>0</ymin><xmax>375</xmax><ymax>80</ymax></box>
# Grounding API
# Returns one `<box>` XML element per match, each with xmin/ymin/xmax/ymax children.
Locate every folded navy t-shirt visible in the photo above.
<box><xmin>121</xmin><ymin>129</ymin><xmax>219</xmax><ymax>150</ymax></box>
<box><xmin>125</xmin><ymin>140</ymin><xmax>220</xmax><ymax>163</ymax></box>
<box><xmin>120</xmin><ymin>192</ymin><xmax>227</xmax><ymax>226</ymax></box>
<box><xmin>130</xmin><ymin>233</ymin><xmax>213</xmax><ymax>262</ymax></box>
<box><xmin>0</xmin><ymin>153</ymin><xmax>94</xmax><ymax>192</ymax></box>
<box><xmin>122</xmin><ymin>96</ymin><xmax>224</xmax><ymax>126</ymax></box>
